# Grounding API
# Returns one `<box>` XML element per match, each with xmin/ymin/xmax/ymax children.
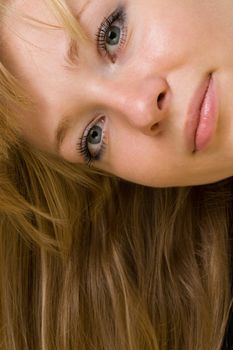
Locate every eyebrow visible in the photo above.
<box><xmin>55</xmin><ymin>115</ymin><xmax>73</xmax><ymax>153</ymax></box>
<box><xmin>55</xmin><ymin>1</ymin><xmax>91</xmax><ymax>153</ymax></box>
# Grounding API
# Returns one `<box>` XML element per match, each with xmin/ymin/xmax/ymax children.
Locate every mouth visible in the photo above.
<box><xmin>185</xmin><ymin>73</ymin><xmax>218</xmax><ymax>153</ymax></box>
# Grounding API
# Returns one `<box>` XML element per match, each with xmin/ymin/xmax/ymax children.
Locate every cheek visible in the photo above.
<box><xmin>107</xmin><ymin>130</ymin><xmax>177</xmax><ymax>186</ymax></box>
<box><xmin>133</xmin><ymin>1</ymin><xmax>214</xmax><ymax>72</ymax></box>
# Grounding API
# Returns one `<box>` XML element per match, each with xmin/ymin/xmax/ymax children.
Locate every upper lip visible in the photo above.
<box><xmin>185</xmin><ymin>74</ymin><xmax>212</xmax><ymax>152</ymax></box>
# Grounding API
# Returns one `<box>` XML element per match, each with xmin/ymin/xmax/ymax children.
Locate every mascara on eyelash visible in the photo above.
<box><xmin>77</xmin><ymin>8</ymin><xmax>127</xmax><ymax>165</ymax></box>
<box><xmin>76</xmin><ymin>120</ymin><xmax>107</xmax><ymax>167</ymax></box>
<box><xmin>77</xmin><ymin>135</ymin><xmax>107</xmax><ymax>167</ymax></box>
<box><xmin>95</xmin><ymin>7</ymin><xmax>127</xmax><ymax>54</ymax></box>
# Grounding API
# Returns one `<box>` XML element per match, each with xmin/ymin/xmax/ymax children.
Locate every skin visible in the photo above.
<box><xmin>2</xmin><ymin>0</ymin><xmax>233</xmax><ymax>187</ymax></box>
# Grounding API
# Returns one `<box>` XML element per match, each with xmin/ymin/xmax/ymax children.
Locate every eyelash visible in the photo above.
<box><xmin>96</xmin><ymin>6</ymin><xmax>128</xmax><ymax>60</ymax></box>
<box><xmin>77</xmin><ymin>116</ymin><xmax>107</xmax><ymax>168</ymax></box>
<box><xmin>76</xmin><ymin>7</ymin><xmax>127</xmax><ymax>167</ymax></box>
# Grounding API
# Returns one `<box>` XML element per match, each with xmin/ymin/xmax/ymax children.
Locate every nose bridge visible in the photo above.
<box><xmin>96</xmin><ymin>74</ymin><xmax>169</xmax><ymax>133</ymax></box>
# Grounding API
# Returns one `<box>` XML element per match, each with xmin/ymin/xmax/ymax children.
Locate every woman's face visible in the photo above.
<box><xmin>2</xmin><ymin>0</ymin><xmax>233</xmax><ymax>187</ymax></box>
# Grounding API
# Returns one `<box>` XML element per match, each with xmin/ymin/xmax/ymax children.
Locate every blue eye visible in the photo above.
<box><xmin>96</xmin><ymin>7</ymin><xmax>127</xmax><ymax>61</ymax></box>
<box><xmin>106</xmin><ymin>25</ymin><xmax>121</xmax><ymax>45</ymax></box>
<box><xmin>76</xmin><ymin>117</ymin><xmax>107</xmax><ymax>167</ymax></box>
<box><xmin>88</xmin><ymin>125</ymin><xmax>102</xmax><ymax>144</ymax></box>
<box><xmin>76</xmin><ymin>8</ymin><xmax>127</xmax><ymax>166</ymax></box>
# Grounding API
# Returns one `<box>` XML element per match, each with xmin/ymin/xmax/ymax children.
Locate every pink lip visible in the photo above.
<box><xmin>185</xmin><ymin>73</ymin><xmax>218</xmax><ymax>153</ymax></box>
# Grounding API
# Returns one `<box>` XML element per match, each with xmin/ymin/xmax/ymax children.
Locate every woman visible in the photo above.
<box><xmin>0</xmin><ymin>0</ymin><xmax>232</xmax><ymax>349</ymax></box>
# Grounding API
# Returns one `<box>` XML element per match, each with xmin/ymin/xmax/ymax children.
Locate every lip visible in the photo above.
<box><xmin>185</xmin><ymin>73</ymin><xmax>218</xmax><ymax>153</ymax></box>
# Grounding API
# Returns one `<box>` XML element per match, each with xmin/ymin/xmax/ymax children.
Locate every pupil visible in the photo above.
<box><xmin>88</xmin><ymin>126</ymin><xmax>102</xmax><ymax>144</ymax></box>
<box><xmin>106</xmin><ymin>26</ymin><xmax>120</xmax><ymax>45</ymax></box>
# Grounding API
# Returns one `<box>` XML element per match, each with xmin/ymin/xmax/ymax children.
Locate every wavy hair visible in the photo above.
<box><xmin>0</xmin><ymin>1</ymin><xmax>232</xmax><ymax>349</ymax></box>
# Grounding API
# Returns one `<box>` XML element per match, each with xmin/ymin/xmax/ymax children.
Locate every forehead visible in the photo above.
<box><xmin>0</xmin><ymin>0</ymin><xmax>67</xmax><ymax>72</ymax></box>
<box><xmin>2</xmin><ymin>0</ymin><xmax>89</xmax><ymax>23</ymax></box>
<box><xmin>2</xmin><ymin>0</ymin><xmax>59</xmax><ymax>30</ymax></box>
<box><xmin>0</xmin><ymin>0</ymin><xmax>90</xmax><ymax>151</ymax></box>
<box><xmin>1</xmin><ymin>0</ymin><xmax>88</xmax><ymax>61</ymax></box>
<box><xmin>0</xmin><ymin>0</ymin><xmax>67</xmax><ymax>148</ymax></box>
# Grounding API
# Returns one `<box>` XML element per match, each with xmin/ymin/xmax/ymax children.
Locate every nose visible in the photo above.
<box><xmin>93</xmin><ymin>75</ymin><xmax>170</xmax><ymax>135</ymax></box>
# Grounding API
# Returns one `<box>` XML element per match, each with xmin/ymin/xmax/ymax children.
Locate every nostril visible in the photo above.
<box><xmin>151</xmin><ymin>122</ymin><xmax>159</xmax><ymax>131</ymax></box>
<box><xmin>157</xmin><ymin>92</ymin><xmax>166</xmax><ymax>110</ymax></box>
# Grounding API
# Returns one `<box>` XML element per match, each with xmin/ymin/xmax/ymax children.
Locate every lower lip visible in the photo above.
<box><xmin>194</xmin><ymin>75</ymin><xmax>218</xmax><ymax>152</ymax></box>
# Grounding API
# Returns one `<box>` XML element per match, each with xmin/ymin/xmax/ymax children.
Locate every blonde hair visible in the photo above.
<box><xmin>0</xmin><ymin>1</ymin><xmax>232</xmax><ymax>349</ymax></box>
